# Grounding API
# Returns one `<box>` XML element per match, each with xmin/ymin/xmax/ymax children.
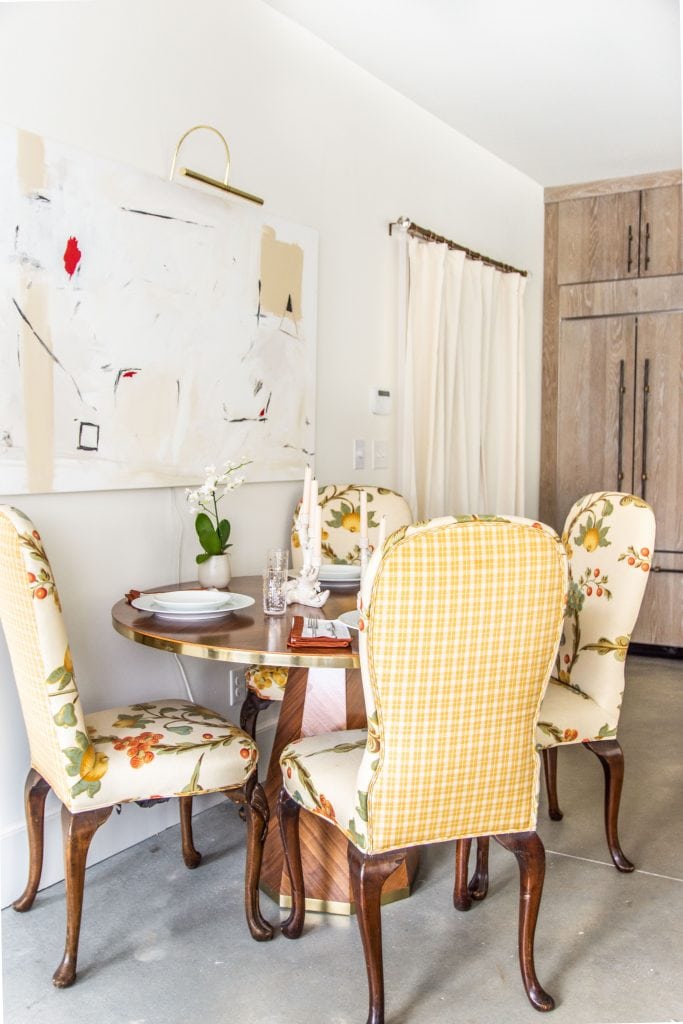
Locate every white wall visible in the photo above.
<box><xmin>0</xmin><ymin>0</ymin><xmax>545</xmax><ymax>907</ymax></box>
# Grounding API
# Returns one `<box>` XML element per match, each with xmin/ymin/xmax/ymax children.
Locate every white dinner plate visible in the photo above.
<box><xmin>132</xmin><ymin>592</ymin><xmax>254</xmax><ymax>618</ymax></box>
<box><xmin>321</xmin><ymin>580</ymin><xmax>361</xmax><ymax>592</ymax></box>
<box><xmin>336</xmin><ymin>609</ymin><xmax>361</xmax><ymax>632</ymax></box>
<box><xmin>318</xmin><ymin>564</ymin><xmax>362</xmax><ymax>583</ymax></box>
<box><xmin>150</xmin><ymin>590</ymin><xmax>232</xmax><ymax>612</ymax></box>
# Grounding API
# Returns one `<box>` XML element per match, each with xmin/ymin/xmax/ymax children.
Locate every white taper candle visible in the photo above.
<box><xmin>301</xmin><ymin>465</ymin><xmax>312</xmax><ymax>518</ymax></box>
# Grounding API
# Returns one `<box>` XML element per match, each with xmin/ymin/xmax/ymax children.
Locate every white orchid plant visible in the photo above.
<box><xmin>186</xmin><ymin>459</ymin><xmax>251</xmax><ymax>564</ymax></box>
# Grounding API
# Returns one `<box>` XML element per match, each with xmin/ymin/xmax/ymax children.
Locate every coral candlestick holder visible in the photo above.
<box><xmin>286</xmin><ymin>513</ymin><xmax>330</xmax><ymax>608</ymax></box>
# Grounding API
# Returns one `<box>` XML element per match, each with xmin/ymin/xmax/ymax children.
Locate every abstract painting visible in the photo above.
<box><xmin>0</xmin><ymin>124</ymin><xmax>318</xmax><ymax>493</ymax></box>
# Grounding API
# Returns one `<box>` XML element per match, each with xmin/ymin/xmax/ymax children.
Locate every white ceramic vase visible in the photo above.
<box><xmin>197</xmin><ymin>553</ymin><xmax>231</xmax><ymax>589</ymax></box>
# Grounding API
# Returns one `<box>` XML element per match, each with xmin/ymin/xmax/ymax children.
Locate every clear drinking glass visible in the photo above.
<box><xmin>266</xmin><ymin>547</ymin><xmax>289</xmax><ymax>573</ymax></box>
<box><xmin>263</xmin><ymin>567</ymin><xmax>288</xmax><ymax>616</ymax></box>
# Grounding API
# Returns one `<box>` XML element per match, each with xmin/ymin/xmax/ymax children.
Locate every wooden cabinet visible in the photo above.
<box><xmin>631</xmin><ymin>312</ymin><xmax>683</xmax><ymax>646</ymax></box>
<box><xmin>556</xmin><ymin>310</ymin><xmax>682</xmax><ymax>536</ymax></box>
<box><xmin>640</xmin><ymin>185</ymin><xmax>683</xmax><ymax>278</ymax></box>
<box><xmin>542</xmin><ymin>171</ymin><xmax>683</xmax><ymax>650</ymax></box>
<box><xmin>556</xmin><ymin>316</ymin><xmax>635</xmax><ymax>512</ymax></box>
<box><xmin>557</xmin><ymin>183</ymin><xmax>683</xmax><ymax>284</ymax></box>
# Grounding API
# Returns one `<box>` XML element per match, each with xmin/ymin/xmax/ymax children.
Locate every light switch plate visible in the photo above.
<box><xmin>353</xmin><ymin>439</ymin><xmax>366</xmax><ymax>470</ymax></box>
<box><xmin>372</xmin><ymin>439</ymin><xmax>389</xmax><ymax>469</ymax></box>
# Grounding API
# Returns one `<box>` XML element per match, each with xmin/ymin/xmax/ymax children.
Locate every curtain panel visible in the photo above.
<box><xmin>395</xmin><ymin>234</ymin><xmax>526</xmax><ymax>520</ymax></box>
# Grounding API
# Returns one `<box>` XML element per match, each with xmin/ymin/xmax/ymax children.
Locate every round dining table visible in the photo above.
<box><xmin>112</xmin><ymin>575</ymin><xmax>418</xmax><ymax>914</ymax></box>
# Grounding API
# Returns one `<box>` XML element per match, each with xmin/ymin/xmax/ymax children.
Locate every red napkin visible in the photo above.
<box><xmin>287</xmin><ymin>615</ymin><xmax>352</xmax><ymax>649</ymax></box>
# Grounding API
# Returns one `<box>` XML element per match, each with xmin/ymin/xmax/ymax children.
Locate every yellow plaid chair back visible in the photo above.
<box><xmin>554</xmin><ymin>492</ymin><xmax>655</xmax><ymax>714</ymax></box>
<box><xmin>0</xmin><ymin>506</ymin><xmax>86</xmax><ymax>806</ymax></box>
<box><xmin>355</xmin><ymin>515</ymin><xmax>568</xmax><ymax>853</ymax></box>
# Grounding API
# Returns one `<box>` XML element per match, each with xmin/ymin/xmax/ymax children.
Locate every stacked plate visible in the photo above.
<box><xmin>317</xmin><ymin>564</ymin><xmax>362</xmax><ymax>590</ymax></box>
<box><xmin>132</xmin><ymin>590</ymin><xmax>254</xmax><ymax>618</ymax></box>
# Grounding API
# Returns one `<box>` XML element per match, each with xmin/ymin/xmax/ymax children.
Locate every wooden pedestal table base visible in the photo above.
<box><xmin>259</xmin><ymin>667</ymin><xmax>419</xmax><ymax>914</ymax></box>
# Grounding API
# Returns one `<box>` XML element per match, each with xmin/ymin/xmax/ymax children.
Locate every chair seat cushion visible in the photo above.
<box><xmin>63</xmin><ymin>700</ymin><xmax>258</xmax><ymax>810</ymax></box>
<box><xmin>281</xmin><ymin>729</ymin><xmax>367</xmax><ymax>844</ymax></box>
<box><xmin>536</xmin><ymin>678</ymin><xmax>617</xmax><ymax>748</ymax></box>
<box><xmin>246</xmin><ymin>665</ymin><xmax>289</xmax><ymax>702</ymax></box>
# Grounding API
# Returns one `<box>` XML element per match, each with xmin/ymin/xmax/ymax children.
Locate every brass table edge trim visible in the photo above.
<box><xmin>112</xmin><ymin>617</ymin><xmax>359</xmax><ymax>669</ymax></box>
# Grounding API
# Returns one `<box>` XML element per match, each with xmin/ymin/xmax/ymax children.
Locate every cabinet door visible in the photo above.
<box><xmin>557</xmin><ymin>192</ymin><xmax>641</xmax><ymax>284</ymax></box>
<box><xmin>631</xmin><ymin>312</ymin><xmax>683</xmax><ymax>646</ymax></box>
<box><xmin>555</xmin><ymin>316</ymin><xmax>635</xmax><ymax>524</ymax></box>
<box><xmin>639</xmin><ymin>185</ymin><xmax>683</xmax><ymax>277</ymax></box>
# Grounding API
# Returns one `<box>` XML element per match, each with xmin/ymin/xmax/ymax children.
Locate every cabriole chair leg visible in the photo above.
<box><xmin>278</xmin><ymin>789</ymin><xmax>305</xmax><ymax>939</ymax></box>
<box><xmin>470</xmin><ymin>835</ymin><xmax>490</xmax><ymax>901</ymax></box>
<box><xmin>348</xmin><ymin>844</ymin><xmax>406</xmax><ymax>1024</ymax></box>
<box><xmin>542</xmin><ymin>747</ymin><xmax>563</xmax><ymax>820</ymax></box>
<box><xmin>239</xmin><ymin>691</ymin><xmax>272</xmax><ymax>741</ymax></box>
<box><xmin>54</xmin><ymin>803</ymin><xmax>112</xmax><ymax>988</ymax></box>
<box><xmin>234</xmin><ymin>778</ymin><xmax>274</xmax><ymax>941</ymax></box>
<box><xmin>455</xmin><ymin>836</ymin><xmax>491</xmax><ymax>910</ymax></box>
<box><xmin>453</xmin><ymin>838</ymin><xmax>473</xmax><ymax>910</ymax></box>
<box><xmin>178</xmin><ymin>795</ymin><xmax>202</xmax><ymax>868</ymax></box>
<box><xmin>495</xmin><ymin>831</ymin><xmax>554</xmax><ymax>1012</ymax></box>
<box><xmin>13</xmin><ymin>769</ymin><xmax>51</xmax><ymax>913</ymax></box>
<box><xmin>584</xmin><ymin>738</ymin><xmax>634</xmax><ymax>872</ymax></box>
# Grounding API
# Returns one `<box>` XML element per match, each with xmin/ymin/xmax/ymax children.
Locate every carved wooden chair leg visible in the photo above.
<box><xmin>469</xmin><ymin>835</ymin><xmax>490</xmax><ymax>901</ymax></box>
<box><xmin>278</xmin><ymin>789</ymin><xmax>306</xmax><ymax>939</ymax></box>
<box><xmin>453</xmin><ymin>838</ymin><xmax>473</xmax><ymax>910</ymax></box>
<box><xmin>178</xmin><ymin>795</ymin><xmax>202</xmax><ymax>868</ymax></box>
<box><xmin>239</xmin><ymin>691</ymin><xmax>272</xmax><ymax>740</ymax></box>
<box><xmin>584</xmin><ymin>738</ymin><xmax>633</xmax><ymax>872</ymax></box>
<box><xmin>495</xmin><ymin>831</ymin><xmax>554</xmax><ymax>1012</ymax></box>
<box><xmin>542</xmin><ymin>747</ymin><xmax>563</xmax><ymax>820</ymax></box>
<box><xmin>53</xmin><ymin>803</ymin><xmax>113</xmax><ymax>988</ymax></box>
<box><xmin>13</xmin><ymin>769</ymin><xmax>51</xmax><ymax>913</ymax></box>
<box><xmin>235</xmin><ymin>778</ymin><xmax>273</xmax><ymax>941</ymax></box>
<box><xmin>348</xmin><ymin>844</ymin><xmax>406</xmax><ymax>1024</ymax></box>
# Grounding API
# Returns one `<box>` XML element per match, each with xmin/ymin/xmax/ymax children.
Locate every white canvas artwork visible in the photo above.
<box><xmin>0</xmin><ymin>124</ymin><xmax>318</xmax><ymax>493</ymax></box>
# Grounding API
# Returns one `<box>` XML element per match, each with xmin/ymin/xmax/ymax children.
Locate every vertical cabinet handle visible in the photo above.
<box><xmin>616</xmin><ymin>359</ymin><xmax>626</xmax><ymax>486</ymax></box>
<box><xmin>644</xmin><ymin>222</ymin><xmax>651</xmax><ymax>270</ymax></box>
<box><xmin>627</xmin><ymin>224</ymin><xmax>634</xmax><ymax>273</ymax></box>
<box><xmin>641</xmin><ymin>357</ymin><xmax>650</xmax><ymax>500</ymax></box>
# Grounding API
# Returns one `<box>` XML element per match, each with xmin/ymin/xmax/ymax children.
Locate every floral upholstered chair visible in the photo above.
<box><xmin>277</xmin><ymin>515</ymin><xmax>568</xmax><ymax>1023</ymax></box>
<box><xmin>538</xmin><ymin>492</ymin><xmax>655</xmax><ymax>869</ymax></box>
<box><xmin>456</xmin><ymin>492</ymin><xmax>656</xmax><ymax>912</ymax></box>
<box><xmin>0</xmin><ymin>506</ymin><xmax>273</xmax><ymax>989</ymax></box>
<box><xmin>240</xmin><ymin>485</ymin><xmax>412</xmax><ymax>738</ymax></box>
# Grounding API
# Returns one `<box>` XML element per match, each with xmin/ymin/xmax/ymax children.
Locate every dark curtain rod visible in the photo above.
<box><xmin>388</xmin><ymin>217</ymin><xmax>528</xmax><ymax>277</ymax></box>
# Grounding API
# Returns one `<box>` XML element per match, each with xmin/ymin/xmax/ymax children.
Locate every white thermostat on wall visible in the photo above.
<box><xmin>369</xmin><ymin>386</ymin><xmax>392</xmax><ymax>415</ymax></box>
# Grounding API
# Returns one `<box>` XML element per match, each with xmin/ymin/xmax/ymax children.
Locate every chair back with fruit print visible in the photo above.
<box><xmin>290</xmin><ymin>485</ymin><xmax>412</xmax><ymax>570</ymax></box>
<box><xmin>554</xmin><ymin>492</ymin><xmax>655</xmax><ymax>721</ymax></box>
<box><xmin>0</xmin><ymin>506</ymin><xmax>88</xmax><ymax>809</ymax></box>
<box><xmin>349</xmin><ymin>514</ymin><xmax>567</xmax><ymax>855</ymax></box>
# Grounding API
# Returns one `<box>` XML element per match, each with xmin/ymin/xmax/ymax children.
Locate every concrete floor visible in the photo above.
<box><xmin>2</xmin><ymin>655</ymin><xmax>682</xmax><ymax>1024</ymax></box>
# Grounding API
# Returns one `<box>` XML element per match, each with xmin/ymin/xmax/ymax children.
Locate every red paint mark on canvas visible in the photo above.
<box><xmin>63</xmin><ymin>236</ymin><xmax>82</xmax><ymax>277</ymax></box>
<box><xmin>121</xmin><ymin>370</ymin><xmax>138</xmax><ymax>379</ymax></box>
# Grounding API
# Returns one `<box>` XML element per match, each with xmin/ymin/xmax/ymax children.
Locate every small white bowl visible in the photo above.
<box><xmin>151</xmin><ymin>590</ymin><xmax>230</xmax><ymax>611</ymax></box>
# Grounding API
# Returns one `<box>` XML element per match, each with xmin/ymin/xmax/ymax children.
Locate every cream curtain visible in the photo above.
<box><xmin>395</xmin><ymin>233</ymin><xmax>526</xmax><ymax>520</ymax></box>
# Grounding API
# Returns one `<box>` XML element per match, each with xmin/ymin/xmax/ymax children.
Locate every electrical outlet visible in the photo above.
<box><xmin>228</xmin><ymin>669</ymin><xmax>246</xmax><ymax>706</ymax></box>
